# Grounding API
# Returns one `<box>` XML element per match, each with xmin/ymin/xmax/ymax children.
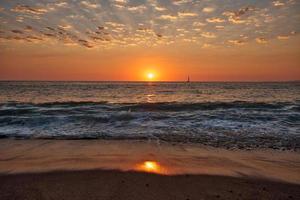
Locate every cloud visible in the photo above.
<box><xmin>202</xmin><ymin>7</ymin><xmax>215</xmax><ymax>13</ymax></box>
<box><xmin>54</xmin><ymin>2</ymin><xmax>68</xmax><ymax>8</ymax></box>
<box><xmin>193</xmin><ymin>22</ymin><xmax>206</xmax><ymax>26</ymax></box>
<box><xmin>25</xmin><ymin>26</ymin><xmax>33</xmax><ymax>31</ymax></box>
<box><xmin>148</xmin><ymin>0</ymin><xmax>166</xmax><ymax>11</ymax></box>
<box><xmin>206</xmin><ymin>17</ymin><xmax>225</xmax><ymax>23</ymax></box>
<box><xmin>158</xmin><ymin>15</ymin><xmax>178</xmax><ymax>21</ymax></box>
<box><xmin>216</xmin><ymin>25</ymin><xmax>225</xmax><ymax>30</ymax></box>
<box><xmin>228</xmin><ymin>40</ymin><xmax>245</xmax><ymax>45</ymax></box>
<box><xmin>11</xmin><ymin>30</ymin><xmax>24</xmax><ymax>34</ymax></box>
<box><xmin>223</xmin><ymin>6</ymin><xmax>254</xmax><ymax>24</ymax></box>
<box><xmin>58</xmin><ymin>24</ymin><xmax>73</xmax><ymax>30</ymax></box>
<box><xmin>202</xmin><ymin>43</ymin><xmax>212</xmax><ymax>48</ymax></box>
<box><xmin>178</xmin><ymin>12</ymin><xmax>198</xmax><ymax>18</ymax></box>
<box><xmin>105</xmin><ymin>22</ymin><xmax>125</xmax><ymax>27</ymax></box>
<box><xmin>228</xmin><ymin>16</ymin><xmax>246</xmax><ymax>24</ymax></box>
<box><xmin>277</xmin><ymin>35</ymin><xmax>289</xmax><ymax>40</ymax></box>
<box><xmin>201</xmin><ymin>32</ymin><xmax>216</xmax><ymax>38</ymax></box>
<box><xmin>173</xmin><ymin>0</ymin><xmax>192</xmax><ymax>6</ymax></box>
<box><xmin>235</xmin><ymin>6</ymin><xmax>255</xmax><ymax>17</ymax></box>
<box><xmin>80</xmin><ymin>1</ymin><xmax>100</xmax><ymax>9</ymax></box>
<box><xmin>113</xmin><ymin>0</ymin><xmax>128</xmax><ymax>3</ymax></box>
<box><xmin>272</xmin><ymin>1</ymin><xmax>285</xmax><ymax>6</ymax></box>
<box><xmin>256</xmin><ymin>37</ymin><xmax>268</xmax><ymax>44</ymax></box>
<box><xmin>11</xmin><ymin>5</ymin><xmax>49</xmax><ymax>15</ymax></box>
<box><xmin>127</xmin><ymin>5</ymin><xmax>147</xmax><ymax>13</ymax></box>
<box><xmin>111</xmin><ymin>0</ymin><xmax>128</xmax><ymax>9</ymax></box>
<box><xmin>78</xmin><ymin>39</ymin><xmax>94</xmax><ymax>48</ymax></box>
<box><xmin>154</xmin><ymin>6</ymin><xmax>166</xmax><ymax>11</ymax></box>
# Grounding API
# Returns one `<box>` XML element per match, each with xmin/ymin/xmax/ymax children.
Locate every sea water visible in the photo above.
<box><xmin>0</xmin><ymin>81</ymin><xmax>299</xmax><ymax>150</ymax></box>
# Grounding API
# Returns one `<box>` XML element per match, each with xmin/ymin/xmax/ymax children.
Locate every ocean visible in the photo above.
<box><xmin>0</xmin><ymin>81</ymin><xmax>299</xmax><ymax>150</ymax></box>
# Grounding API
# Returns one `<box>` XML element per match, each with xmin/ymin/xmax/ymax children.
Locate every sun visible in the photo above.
<box><xmin>147</xmin><ymin>73</ymin><xmax>155</xmax><ymax>80</ymax></box>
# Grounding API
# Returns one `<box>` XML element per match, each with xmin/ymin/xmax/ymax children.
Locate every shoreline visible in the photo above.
<box><xmin>1</xmin><ymin>139</ymin><xmax>300</xmax><ymax>199</ymax></box>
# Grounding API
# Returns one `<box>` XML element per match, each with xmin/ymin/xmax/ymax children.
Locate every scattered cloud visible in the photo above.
<box><xmin>202</xmin><ymin>7</ymin><xmax>215</xmax><ymax>13</ymax></box>
<box><xmin>206</xmin><ymin>18</ymin><xmax>225</xmax><ymax>23</ymax></box>
<box><xmin>81</xmin><ymin>1</ymin><xmax>100</xmax><ymax>9</ymax></box>
<box><xmin>113</xmin><ymin>0</ymin><xmax>128</xmax><ymax>3</ymax></box>
<box><xmin>228</xmin><ymin>39</ymin><xmax>245</xmax><ymax>45</ymax></box>
<box><xmin>148</xmin><ymin>0</ymin><xmax>166</xmax><ymax>11</ymax></box>
<box><xmin>277</xmin><ymin>35</ymin><xmax>289</xmax><ymax>40</ymax></box>
<box><xmin>154</xmin><ymin>6</ymin><xmax>166</xmax><ymax>11</ymax></box>
<box><xmin>228</xmin><ymin>16</ymin><xmax>246</xmax><ymax>24</ymax></box>
<box><xmin>58</xmin><ymin>24</ymin><xmax>73</xmax><ymax>30</ymax></box>
<box><xmin>0</xmin><ymin>0</ymin><xmax>297</xmax><ymax>49</ymax></box>
<box><xmin>173</xmin><ymin>0</ymin><xmax>193</xmax><ymax>6</ymax></box>
<box><xmin>272</xmin><ymin>1</ymin><xmax>285</xmax><ymax>6</ymax></box>
<box><xmin>11</xmin><ymin>30</ymin><xmax>24</xmax><ymax>34</ymax></box>
<box><xmin>201</xmin><ymin>32</ymin><xmax>216</xmax><ymax>38</ymax></box>
<box><xmin>193</xmin><ymin>22</ymin><xmax>206</xmax><ymax>26</ymax></box>
<box><xmin>11</xmin><ymin>5</ymin><xmax>49</xmax><ymax>15</ymax></box>
<box><xmin>178</xmin><ymin>12</ymin><xmax>198</xmax><ymax>18</ymax></box>
<box><xmin>256</xmin><ymin>37</ymin><xmax>268</xmax><ymax>44</ymax></box>
<box><xmin>216</xmin><ymin>25</ymin><xmax>225</xmax><ymax>30</ymax></box>
<box><xmin>158</xmin><ymin>15</ymin><xmax>178</xmax><ymax>21</ymax></box>
<box><xmin>223</xmin><ymin>6</ymin><xmax>254</xmax><ymax>24</ymax></box>
<box><xmin>54</xmin><ymin>2</ymin><xmax>68</xmax><ymax>8</ymax></box>
<box><xmin>127</xmin><ymin>5</ymin><xmax>147</xmax><ymax>13</ymax></box>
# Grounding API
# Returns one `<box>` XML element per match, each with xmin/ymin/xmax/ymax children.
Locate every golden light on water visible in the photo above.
<box><xmin>136</xmin><ymin>161</ymin><xmax>164</xmax><ymax>174</ymax></box>
<box><xmin>144</xmin><ymin>161</ymin><xmax>157</xmax><ymax>170</ymax></box>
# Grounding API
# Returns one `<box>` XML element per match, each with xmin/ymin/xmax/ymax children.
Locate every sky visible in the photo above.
<box><xmin>0</xmin><ymin>0</ymin><xmax>299</xmax><ymax>81</ymax></box>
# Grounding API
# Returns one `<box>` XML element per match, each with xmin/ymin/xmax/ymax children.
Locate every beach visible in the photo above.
<box><xmin>0</xmin><ymin>139</ymin><xmax>299</xmax><ymax>199</ymax></box>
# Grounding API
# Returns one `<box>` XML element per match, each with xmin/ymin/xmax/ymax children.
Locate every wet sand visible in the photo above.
<box><xmin>0</xmin><ymin>139</ymin><xmax>300</xmax><ymax>199</ymax></box>
<box><xmin>1</xmin><ymin>169</ymin><xmax>300</xmax><ymax>200</ymax></box>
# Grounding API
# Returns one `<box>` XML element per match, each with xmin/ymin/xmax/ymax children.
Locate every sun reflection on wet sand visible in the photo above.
<box><xmin>135</xmin><ymin>161</ymin><xmax>166</xmax><ymax>174</ymax></box>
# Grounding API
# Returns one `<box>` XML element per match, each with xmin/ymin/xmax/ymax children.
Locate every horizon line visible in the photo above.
<box><xmin>0</xmin><ymin>80</ymin><xmax>299</xmax><ymax>83</ymax></box>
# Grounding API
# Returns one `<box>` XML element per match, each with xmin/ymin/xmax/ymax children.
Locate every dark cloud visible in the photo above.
<box><xmin>11</xmin><ymin>30</ymin><xmax>24</xmax><ymax>34</ymax></box>
<box><xmin>235</xmin><ymin>6</ymin><xmax>255</xmax><ymax>17</ymax></box>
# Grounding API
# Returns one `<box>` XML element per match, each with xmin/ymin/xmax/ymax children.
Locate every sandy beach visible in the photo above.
<box><xmin>0</xmin><ymin>139</ymin><xmax>299</xmax><ymax>199</ymax></box>
<box><xmin>1</xmin><ymin>169</ymin><xmax>300</xmax><ymax>200</ymax></box>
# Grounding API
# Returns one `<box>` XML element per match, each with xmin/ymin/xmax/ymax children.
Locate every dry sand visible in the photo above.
<box><xmin>0</xmin><ymin>139</ymin><xmax>299</xmax><ymax>199</ymax></box>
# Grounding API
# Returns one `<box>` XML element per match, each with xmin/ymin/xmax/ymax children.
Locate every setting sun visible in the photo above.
<box><xmin>147</xmin><ymin>73</ymin><xmax>155</xmax><ymax>80</ymax></box>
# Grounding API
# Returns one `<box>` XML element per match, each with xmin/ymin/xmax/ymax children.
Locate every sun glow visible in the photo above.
<box><xmin>147</xmin><ymin>73</ymin><xmax>155</xmax><ymax>80</ymax></box>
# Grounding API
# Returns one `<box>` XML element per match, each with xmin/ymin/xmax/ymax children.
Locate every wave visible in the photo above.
<box><xmin>0</xmin><ymin>101</ymin><xmax>297</xmax><ymax>113</ymax></box>
<box><xmin>0</xmin><ymin>100</ymin><xmax>299</xmax><ymax>150</ymax></box>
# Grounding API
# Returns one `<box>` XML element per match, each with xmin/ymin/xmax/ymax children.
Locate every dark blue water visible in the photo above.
<box><xmin>0</xmin><ymin>81</ymin><xmax>299</xmax><ymax>150</ymax></box>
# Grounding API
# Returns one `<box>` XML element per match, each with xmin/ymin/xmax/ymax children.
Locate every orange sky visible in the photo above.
<box><xmin>1</xmin><ymin>39</ymin><xmax>299</xmax><ymax>81</ymax></box>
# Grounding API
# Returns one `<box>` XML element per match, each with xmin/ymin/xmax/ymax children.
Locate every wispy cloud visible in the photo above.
<box><xmin>158</xmin><ymin>15</ymin><xmax>178</xmax><ymax>21</ymax></box>
<box><xmin>201</xmin><ymin>32</ymin><xmax>217</xmax><ymax>38</ymax></box>
<box><xmin>202</xmin><ymin>7</ymin><xmax>215</xmax><ymax>13</ymax></box>
<box><xmin>11</xmin><ymin>5</ymin><xmax>49</xmax><ymax>15</ymax></box>
<box><xmin>178</xmin><ymin>12</ymin><xmax>198</xmax><ymax>18</ymax></box>
<box><xmin>206</xmin><ymin>18</ymin><xmax>225</xmax><ymax>23</ymax></box>
<box><xmin>80</xmin><ymin>1</ymin><xmax>100</xmax><ymax>9</ymax></box>
<box><xmin>272</xmin><ymin>1</ymin><xmax>285</xmax><ymax>6</ymax></box>
<box><xmin>256</xmin><ymin>37</ymin><xmax>268</xmax><ymax>44</ymax></box>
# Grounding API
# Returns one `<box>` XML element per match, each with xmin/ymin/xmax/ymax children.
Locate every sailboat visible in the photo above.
<box><xmin>187</xmin><ymin>76</ymin><xmax>190</xmax><ymax>83</ymax></box>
